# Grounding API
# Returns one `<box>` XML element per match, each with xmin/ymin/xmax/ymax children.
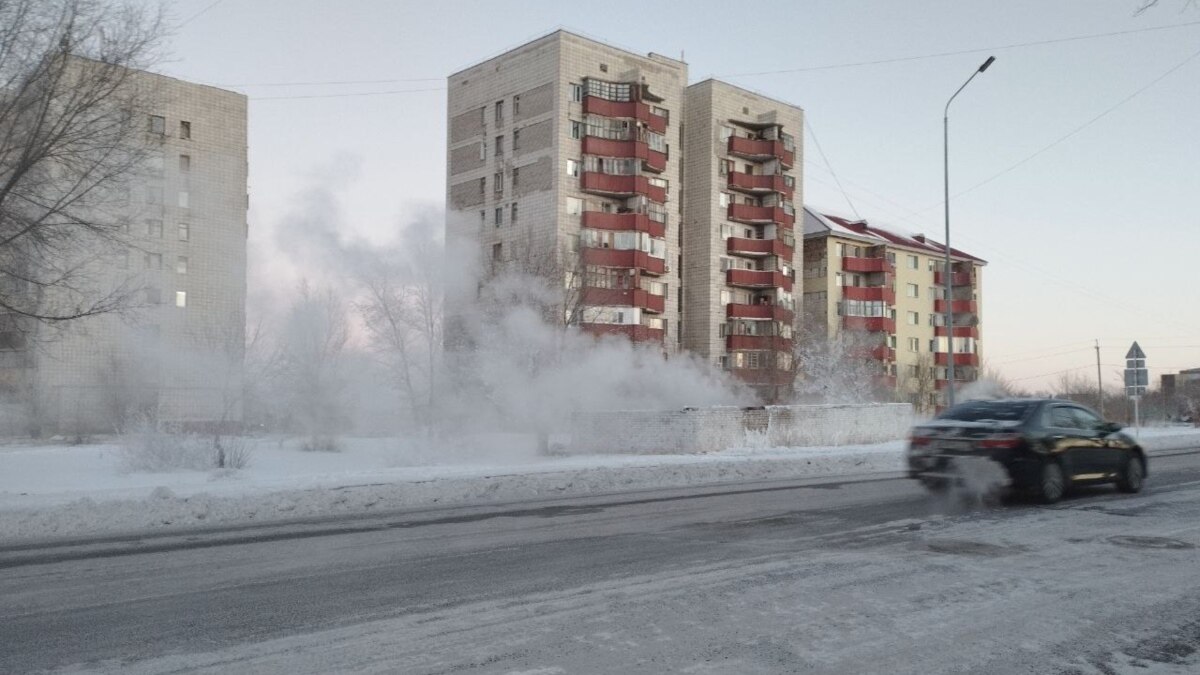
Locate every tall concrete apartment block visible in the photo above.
<box><xmin>446</xmin><ymin>31</ymin><xmax>686</xmax><ymax>350</ymax></box>
<box><xmin>802</xmin><ymin>207</ymin><xmax>985</xmax><ymax>411</ymax></box>
<box><xmin>20</xmin><ymin>69</ymin><xmax>248</xmax><ymax>432</ymax></box>
<box><xmin>681</xmin><ymin>80</ymin><xmax>803</xmax><ymax>400</ymax></box>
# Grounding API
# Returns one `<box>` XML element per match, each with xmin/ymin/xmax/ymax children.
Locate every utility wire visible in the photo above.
<box><xmin>718</xmin><ymin>21</ymin><xmax>1200</xmax><ymax>78</ymax></box>
<box><xmin>251</xmin><ymin>86</ymin><xmax>447</xmax><ymax>101</ymax></box>
<box><xmin>805</xmin><ymin>119</ymin><xmax>860</xmax><ymax>219</ymax></box>
<box><xmin>223</xmin><ymin>77</ymin><xmax>446</xmax><ymax>88</ymax></box>
<box><xmin>178</xmin><ymin>0</ymin><xmax>225</xmax><ymax>28</ymax></box>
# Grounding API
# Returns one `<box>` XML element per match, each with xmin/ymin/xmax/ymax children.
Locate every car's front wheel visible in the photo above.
<box><xmin>1037</xmin><ymin>461</ymin><xmax>1066</xmax><ymax>504</ymax></box>
<box><xmin>1116</xmin><ymin>455</ymin><xmax>1145</xmax><ymax>494</ymax></box>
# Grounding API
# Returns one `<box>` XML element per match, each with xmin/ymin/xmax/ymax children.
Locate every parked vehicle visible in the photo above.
<box><xmin>906</xmin><ymin>398</ymin><xmax>1147</xmax><ymax>503</ymax></box>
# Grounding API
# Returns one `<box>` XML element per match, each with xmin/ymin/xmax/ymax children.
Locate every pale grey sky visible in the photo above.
<box><xmin>159</xmin><ymin>0</ymin><xmax>1199</xmax><ymax>391</ymax></box>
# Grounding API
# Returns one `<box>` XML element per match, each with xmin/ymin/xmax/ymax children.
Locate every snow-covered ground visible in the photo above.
<box><xmin>2</xmin><ymin>427</ymin><xmax>1198</xmax><ymax>542</ymax></box>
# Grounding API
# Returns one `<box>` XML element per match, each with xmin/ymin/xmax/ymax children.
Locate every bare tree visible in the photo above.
<box><xmin>356</xmin><ymin>229</ymin><xmax>443</xmax><ymax>435</ymax></box>
<box><xmin>0</xmin><ymin>0</ymin><xmax>165</xmax><ymax>331</ymax></box>
<box><xmin>277</xmin><ymin>281</ymin><xmax>350</xmax><ymax>451</ymax></box>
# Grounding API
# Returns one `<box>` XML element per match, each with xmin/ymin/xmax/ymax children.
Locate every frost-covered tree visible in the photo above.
<box><xmin>277</xmin><ymin>281</ymin><xmax>349</xmax><ymax>450</ymax></box>
<box><xmin>793</xmin><ymin>323</ymin><xmax>891</xmax><ymax>405</ymax></box>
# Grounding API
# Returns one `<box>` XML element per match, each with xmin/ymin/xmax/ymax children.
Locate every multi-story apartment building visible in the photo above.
<box><xmin>802</xmin><ymin>207</ymin><xmax>985</xmax><ymax>410</ymax></box>
<box><xmin>6</xmin><ymin>69</ymin><xmax>248</xmax><ymax>433</ymax></box>
<box><xmin>445</xmin><ymin>31</ymin><xmax>686</xmax><ymax>351</ymax></box>
<box><xmin>681</xmin><ymin>80</ymin><xmax>803</xmax><ymax>401</ymax></box>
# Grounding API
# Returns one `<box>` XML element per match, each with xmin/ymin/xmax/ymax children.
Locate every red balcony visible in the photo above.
<box><xmin>936</xmin><ymin>375</ymin><xmax>977</xmax><ymax>390</ymax></box>
<box><xmin>727</xmin><ymin>136</ymin><xmax>794</xmax><ymax>168</ymax></box>
<box><xmin>581</xmin><ymin>172</ymin><xmax>666</xmax><ymax>203</ymax></box>
<box><xmin>934</xmin><ymin>299</ymin><xmax>977</xmax><ymax>314</ymax></box>
<box><xmin>581</xmin><ymin>323</ymin><xmax>665</xmax><ymax>343</ymax></box>
<box><xmin>842</xmin><ymin>256</ymin><xmax>894</xmax><ymax>274</ymax></box>
<box><xmin>726</xmin><ymin>237</ymin><xmax>792</xmax><ymax>258</ymax></box>
<box><xmin>842</xmin><ymin>316</ymin><xmax>896</xmax><ymax>333</ymax></box>
<box><xmin>935</xmin><ymin>325</ymin><xmax>979</xmax><ymax>338</ymax></box>
<box><xmin>581</xmin><ymin>211</ymin><xmax>665</xmax><ymax>238</ymax></box>
<box><xmin>582</xmin><ymin>247</ymin><xmax>666</xmax><ymax>275</ymax></box>
<box><xmin>727</xmin><ymin>172</ymin><xmax>794</xmax><ymax>199</ymax></box>
<box><xmin>726</xmin><ymin>268</ymin><xmax>793</xmax><ymax>292</ymax></box>
<box><xmin>581</xmin><ymin>136</ymin><xmax>667</xmax><ymax>173</ymax></box>
<box><xmin>842</xmin><ymin>285</ymin><xmax>896</xmax><ymax>304</ymax></box>
<box><xmin>727</xmin><ymin>203</ymin><xmax>795</xmax><ymax>227</ymax></box>
<box><xmin>871</xmin><ymin>345</ymin><xmax>896</xmax><ymax>361</ymax></box>
<box><xmin>933</xmin><ymin>271</ymin><xmax>973</xmax><ymax>287</ymax></box>
<box><xmin>726</xmin><ymin>334</ymin><xmax>793</xmax><ymax>352</ymax></box>
<box><xmin>582</xmin><ymin>96</ymin><xmax>668</xmax><ymax>134</ymax></box>
<box><xmin>935</xmin><ymin>352</ymin><xmax>980</xmax><ymax>367</ymax></box>
<box><xmin>726</xmin><ymin>303</ymin><xmax>794</xmax><ymax>322</ymax></box>
<box><xmin>582</xmin><ymin>287</ymin><xmax>665</xmax><ymax>314</ymax></box>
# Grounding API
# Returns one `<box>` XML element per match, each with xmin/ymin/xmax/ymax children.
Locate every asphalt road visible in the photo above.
<box><xmin>3</xmin><ymin>450</ymin><xmax>1200</xmax><ymax>674</ymax></box>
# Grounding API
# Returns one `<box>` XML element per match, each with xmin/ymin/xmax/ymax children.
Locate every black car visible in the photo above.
<box><xmin>906</xmin><ymin>398</ymin><xmax>1146</xmax><ymax>503</ymax></box>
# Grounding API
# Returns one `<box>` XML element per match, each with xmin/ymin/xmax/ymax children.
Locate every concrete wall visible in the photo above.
<box><xmin>569</xmin><ymin>402</ymin><xmax>913</xmax><ymax>455</ymax></box>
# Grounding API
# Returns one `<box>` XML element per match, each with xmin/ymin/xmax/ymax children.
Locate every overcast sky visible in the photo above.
<box><xmin>158</xmin><ymin>0</ymin><xmax>1199</xmax><ymax>392</ymax></box>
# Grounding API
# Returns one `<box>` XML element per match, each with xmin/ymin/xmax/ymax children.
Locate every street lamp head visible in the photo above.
<box><xmin>978</xmin><ymin>56</ymin><xmax>996</xmax><ymax>73</ymax></box>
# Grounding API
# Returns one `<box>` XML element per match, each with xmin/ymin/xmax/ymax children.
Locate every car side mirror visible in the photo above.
<box><xmin>1103</xmin><ymin>421</ymin><xmax>1122</xmax><ymax>433</ymax></box>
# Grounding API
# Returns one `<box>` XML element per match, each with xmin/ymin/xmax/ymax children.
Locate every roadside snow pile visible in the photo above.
<box><xmin>0</xmin><ymin>439</ymin><xmax>906</xmax><ymax>541</ymax></box>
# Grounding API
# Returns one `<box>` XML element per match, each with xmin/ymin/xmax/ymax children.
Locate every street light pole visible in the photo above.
<box><xmin>943</xmin><ymin>55</ymin><xmax>994</xmax><ymax>409</ymax></box>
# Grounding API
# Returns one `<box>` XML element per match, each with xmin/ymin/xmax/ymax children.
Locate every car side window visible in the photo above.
<box><xmin>1049</xmin><ymin>406</ymin><xmax>1078</xmax><ymax>429</ymax></box>
<box><xmin>1070</xmin><ymin>407</ymin><xmax>1103</xmax><ymax>431</ymax></box>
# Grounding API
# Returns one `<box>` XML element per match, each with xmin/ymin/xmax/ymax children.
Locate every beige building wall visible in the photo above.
<box><xmin>683</xmin><ymin>80</ymin><xmax>803</xmax><ymax>398</ymax></box>
<box><xmin>446</xmin><ymin>31</ymin><xmax>686</xmax><ymax>352</ymax></box>
<box><xmin>28</xmin><ymin>69</ymin><xmax>248</xmax><ymax>432</ymax></box>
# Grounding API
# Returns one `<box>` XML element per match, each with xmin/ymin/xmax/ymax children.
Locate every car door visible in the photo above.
<box><xmin>1066</xmin><ymin>406</ymin><xmax>1111</xmax><ymax>475</ymax></box>
<box><xmin>1044</xmin><ymin>404</ymin><xmax>1087</xmax><ymax>475</ymax></box>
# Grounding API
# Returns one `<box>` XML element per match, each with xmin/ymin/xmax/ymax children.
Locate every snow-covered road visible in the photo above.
<box><xmin>3</xmin><ymin>451</ymin><xmax>1200</xmax><ymax>674</ymax></box>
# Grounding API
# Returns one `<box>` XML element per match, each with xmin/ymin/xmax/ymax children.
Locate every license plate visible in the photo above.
<box><xmin>937</xmin><ymin>440</ymin><xmax>973</xmax><ymax>453</ymax></box>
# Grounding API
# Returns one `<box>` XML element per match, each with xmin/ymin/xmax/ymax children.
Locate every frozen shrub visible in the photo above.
<box><xmin>301</xmin><ymin>435</ymin><xmax>341</xmax><ymax>453</ymax></box>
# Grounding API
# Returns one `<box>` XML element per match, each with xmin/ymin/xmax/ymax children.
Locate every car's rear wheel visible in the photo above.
<box><xmin>1037</xmin><ymin>461</ymin><xmax>1066</xmax><ymax>504</ymax></box>
<box><xmin>1116</xmin><ymin>455</ymin><xmax>1145</xmax><ymax>493</ymax></box>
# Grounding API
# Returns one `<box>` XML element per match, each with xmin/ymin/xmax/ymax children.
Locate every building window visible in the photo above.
<box><xmin>908</xmin><ymin>337</ymin><xmax>919</xmax><ymax>352</ymax></box>
<box><xmin>493</xmin><ymin>172</ymin><xmax>503</xmax><ymax>194</ymax></box>
<box><xmin>492</xmin><ymin>242</ymin><xmax>502</xmax><ymax>261</ymax></box>
<box><xmin>907</xmin><ymin>255</ymin><xmax>919</xmax><ymax>269</ymax></box>
<box><xmin>512</xmin><ymin>167</ymin><xmax>519</xmax><ymax>190</ymax></box>
<box><xmin>148</xmin><ymin>115</ymin><xmax>165</xmax><ymax>134</ymax></box>
<box><xmin>175</xmin><ymin>291</ymin><xmax>187</xmax><ymax>308</ymax></box>
<box><xmin>144</xmin><ymin>252</ymin><xmax>162</xmax><ymax>270</ymax></box>
<box><xmin>179</xmin><ymin>120</ymin><xmax>191</xmax><ymax>139</ymax></box>
<box><xmin>480</xmin><ymin>106</ymin><xmax>486</xmax><ymax>125</ymax></box>
<box><xmin>146</xmin><ymin>219</ymin><xmax>163</xmax><ymax>238</ymax></box>
<box><xmin>570</xmin><ymin>83</ymin><xmax>583</xmax><ymax>102</ymax></box>
<box><xmin>494</xmin><ymin>100</ymin><xmax>503</xmax><ymax>124</ymax></box>
<box><xmin>906</xmin><ymin>283</ymin><xmax>918</xmax><ymax>298</ymax></box>
<box><xmin>720</xmin><ymin>125</ymin><xmax>734</xmax><ymax>140</ymax></box>
<box><xmin>179</xmin><ymin>154</ymin><xmax>191</xmax><ymax>172</ymax></box>
<box><xmin>494</xmin><ymin>135</ymin><xmax>503</xmax><ymax>157</ymax></box>
<box><xmin>176</xmin><ymin>256</ymin><xmax>188</xmax><ymax>274</ymax></box>
<box><xmin>836</xmin><ymin>242</ymin><xmax>846</xmax><ymax>257</ymax></box>
<box><xmin>566</xmin><ymin>197</ymin><xmax>583</xmax><ymax>215</ymax></box>
<box><xmin>513</xmin><ymin>94</ymin><xmax>520</xmax><ymax>116</ymax></box>
<box><xmin>887</xmin><ymin>252</ymin><xmax>896</xmax><ymax>264</ymax></box>
<box><xmin>494</xmin><ymin>207</ymin><xmax>503</xmax><ymax>227</ymax></box>
<box><xmin>907</xmin><ymin>311</ymin><xmax>919</xmax><ymax>325</ymax></box>
<box><xmin>178</xmin><ymin>191</ymin><xmax>189</xmax><ymax>209</ymax></box>
<box><xmin>566</xmin><ymin>159</ymin><xmax>580</xmax><ymax>177</ymax></box>
<box><xmin>570</xmin><ymin>120</ymin><xmax>583</xmax><ymax>139</ymax></box>
<box><xmin>480</xmin><ymin>210</ymin><xmax>486</xmax><ymax>227</ymax></box>
<box><xmin>479</xmin><ymin>177</ymin><xmax>486</xmax><ymax>196</ymax></box>
<box><xmin>511</xmin><ymin>202</ymin><xmax>518</xmax><ymax>223</ymax></box>
<box><xmin>718</xmin><ymin>192</ymin><xmax>731</xmax><ymax>207</ymax></box>
<box><xmin>178</xmin><ymin>222</ymin><xmax>189</xmax><ymax>241</ymax></box>
<box><xmin>479</xmin><ymin>141</ymin><xmax>486</xmax><ymax>160</ymax></box>
<box><xmin>512</xmin><ymin>129</ymin><xmax>521</xmax><ymax>151</ymax></box>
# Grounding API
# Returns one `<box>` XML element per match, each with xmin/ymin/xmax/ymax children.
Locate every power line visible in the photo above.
<box><xmin>990</xmin><ymin>346</ymin><xmax>1095</xmax><ymax>366</ymax></box>
<box><xmin>178</xmin><ymin>0</ymin><xmax>225</xmax><ymax>28</ymax></box>
<box><xmin>251</xmin><ymin>86</ymin><xmax>447</xmax><ymax>101</ymax></box>
<box><xmin>805</xmin><ymin>119</ymin><xmax>859</xmax><ymax>219</ymax></box>
<box><xmin>223</xmin><ymin>77</ymin><xmax>446</xmax><ymax>88</ymax></box>
<box><xmin>718</xmin><ymin>21</ymin><xmax>1200</xmax><ymax>78</ymax></box>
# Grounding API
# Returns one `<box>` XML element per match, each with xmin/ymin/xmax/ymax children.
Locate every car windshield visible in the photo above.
<box><xmin>936</xmin><ymin>400</ymin><xmax>1036</xmax><ymax>423</ymax></box>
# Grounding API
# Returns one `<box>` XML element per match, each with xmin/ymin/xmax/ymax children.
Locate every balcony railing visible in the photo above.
<box><xmin>841</xmin><ymin>316</ymin><xmax>896</xmax><ymax>333</ymax></box>
<box><xmin>842</xmin><ymin>256</ymin><xmax>894</xmax><ymax>274</ymax></box>
<box><xmin>727</xmin><ymin>136</ymin><xmax>794</xmax><ymax>168</ymax></box>
<box><xmin>582</xmin><ymin>247</ymin><xmax>667</xmax><ymax>275</ymax></box>
<box><xmin>933</xmin><ymin>270</ymin><xmax>973</xmax><ymax>287</ymax></box>
<box><xmin>726</xmin><ymin>334</ymin><xmax>793</xmax><ymax>352</ymax></box>
<box><xmin>727</xmin><ymin>172</ymin><xmax>793</xmax><ymax>198</ymax></box>
<box><xmin>581</xmin><ymin>287</ymin><xmax>665</xmax><ymax>314</ymax></box>
<box><xmin>581</xmin><ymin>172</ymin><xmax>666</xmax><ymax>203</ymax></box>
<box><xmin>726</xmin><ymin>303</ymin><xmax>794</xmax><ymax>322</ymax></box>
<box><xmin>580</xmin><ymin>322</ymin><xmax>665</xmax><ymax>343</ymax></box>
<box><xmin>727</xmin><ymin>203</ymin><xmax>795</xmax><ymax>227</ymax></box>
<box><xmin>842</xmin><ymin>285</ymin><xmax>896</xmax><ymax>304</ymax></box>
<box><xmin>934</xmin><ymin>299</ymin><xmax>977</xmax><ymax>314</ymax></box>
<box><xmin>581</xmin><ymin>136</ymin><xmax>667</xmax><ymax>173</ymax></box>
<box><xmin>935</xmin><ymin>352</ymin><xmax>979</xmax><ymax>367</ymax></box>
<box><xmin>582</xmin><ymin>96</ymin><xmax>668</xmax><ymax>134</ymax></box>
<box><xmin>726</xmin><ymin>237</ymin><xmax>792</xmax><ymax>258</ymax></box>
<box><xmin>934</xmin><ymin>325</ymin><xmax>979</xmax><ymax>338</ymax></box>
<box><xmin>726</xmin><ymin>268</ymin><xmax>793</xmax><ymax>292</ymax></box>
<box><xmin>581</xmin><ymin>211</ymin><xmax>665</xmax><ymax>238</ymax></box>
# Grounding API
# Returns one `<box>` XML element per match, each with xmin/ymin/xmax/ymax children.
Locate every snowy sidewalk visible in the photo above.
<box><xmin>1</xmin><ymin>428</ymin><xmax>1198</xmax><ymax>543</ymax></box>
